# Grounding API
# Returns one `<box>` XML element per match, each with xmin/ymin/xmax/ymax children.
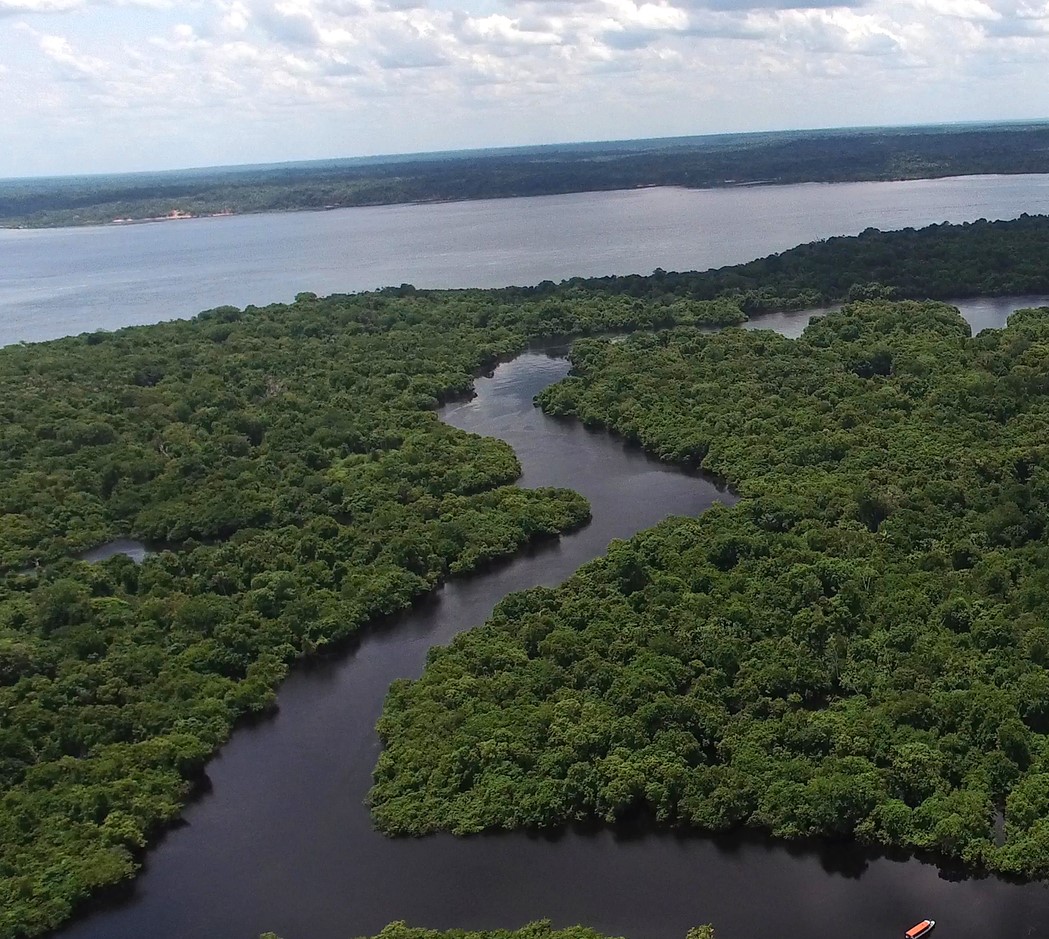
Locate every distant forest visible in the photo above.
<box><xmin>4</xmin><ymin>122</ymin><xmax>1049</xmax><ymax>228</ymax></box>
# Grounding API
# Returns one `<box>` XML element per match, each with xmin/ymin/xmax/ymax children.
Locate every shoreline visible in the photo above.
<box><xmin>5</xmin><ymin>170</ymin><xmax>1049</xmax><ymax>232</ymax></box>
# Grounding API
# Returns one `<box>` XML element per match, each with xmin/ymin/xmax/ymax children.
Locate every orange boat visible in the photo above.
<box><xmin>905</xmin><ymin>921</ymin><xmax>935</xmax><ymax>939</ymax></box>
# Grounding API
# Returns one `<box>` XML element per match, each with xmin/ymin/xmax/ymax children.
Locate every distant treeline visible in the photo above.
<box><xmin>554</xmin><ymin>214</ymin><xmax>1049</xmax><ymax>311</ymax></box>
<box><xmin>5</xmin><ymin>122</ymin><xmax>1049</xmax><ymax>228</ymax></box>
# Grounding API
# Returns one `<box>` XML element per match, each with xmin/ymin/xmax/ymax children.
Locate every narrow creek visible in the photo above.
<box><xmin>57</xmin><ymin>300</ymin><xmax>1049</xmax><ymax>939</ymax></box>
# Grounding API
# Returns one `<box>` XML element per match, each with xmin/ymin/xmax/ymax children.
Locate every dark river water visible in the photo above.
<box><xmin>56</xmin><ymin>300</ymin><xmax>1049</xmax><ymax>939</ymax></box>
<box><xmin>5</xmin><ymin>173</ymin><xmax>1049</xmax><ymax>345</ymax></box>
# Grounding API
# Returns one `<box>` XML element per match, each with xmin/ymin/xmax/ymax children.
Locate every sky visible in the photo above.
<box><xmin>1</xmin><ymin>0</ymin><xmax>1048</xmax><ymax>178</ymax></box>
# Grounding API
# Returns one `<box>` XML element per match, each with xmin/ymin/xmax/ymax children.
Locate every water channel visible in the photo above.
<box><xmin>56</xmin><ymin>299</ymin><xmax>1049</xmax><ymax>939</ymax></box>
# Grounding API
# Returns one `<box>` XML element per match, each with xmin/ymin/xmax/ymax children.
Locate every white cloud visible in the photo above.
<box><xmin>3</xmin><ymin>0</ymin><xmax>1049</xmax><ymax>176</ymax></box>
<box><xmin>220</xmin><ymin>1</ymin><xmax>251</xmax><ymax>31</ymax></box>
<box><xmin>38</xmin><ymin>29</ymin><xmax>112</xmax><ymax>78</ymax></box>
<box><xmin>0</xmin><ymin>0</ymin><xmax>82</xmax><ymax>13</ymax></box>
<box><xmin>914</xmin><ymin>0</ymin><xmax>998</xmax><ymax>19</ymax></box>
<box><xmin>760</xmin><ymin>7</ymin><xmax>903</xmax><ymax>55</ymax></box>
<box><xmin>460</xmin><ymin>13</ymin><xmax>562</xmax><ymax>46</ymax></box>
<box><xmin>0</xmin><ymin>0</ymin><xmax>169</xmax><ymax>12</ymax></box>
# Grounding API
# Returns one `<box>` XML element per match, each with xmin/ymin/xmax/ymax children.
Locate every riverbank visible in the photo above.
<box><xmin>6</xmin><ymin>121</ymin><xmax>1049</xmax><ymax>230</ymax></box>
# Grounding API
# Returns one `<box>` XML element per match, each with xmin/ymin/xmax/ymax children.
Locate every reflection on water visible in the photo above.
<box><xmin>743</xmin><ymin>304</ymin><xmax>841</xmax><ymax>338</ymax></box>
<box><xmin>744</xmin><ymin>294</ymin><xmax>1049</xmax><ymax>339</ymax></box>
<box><xmin>950</xmin><ymin>294</ymin><xmax>1049</xmax><ymax>333</ymax></box>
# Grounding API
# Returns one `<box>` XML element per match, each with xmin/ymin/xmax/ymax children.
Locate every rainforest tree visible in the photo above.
<box><xmin>260</xmin><ymin>922</ymin><xmax>714</xmax><ymax>939</ymax></box>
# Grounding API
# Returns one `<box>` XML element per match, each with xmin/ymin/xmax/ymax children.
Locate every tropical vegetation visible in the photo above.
<box><xmin>9</xmin><ymin>212</ymin><xmax>1049</xmax><ymax>936</ymax></box>
<box><xmin>0</xmin><ymin>288</ymin><xmax>741</xmax><ymax>939</ymax></box>
<box><xmin>372</xmin><ymin>300</ymin><xmax>1049</xmax><ymax>882</ymax></box>
<box><xmin>259</xmin><ymin>922</ymin><xmax>714</xmax><ymax>939</ymax></box>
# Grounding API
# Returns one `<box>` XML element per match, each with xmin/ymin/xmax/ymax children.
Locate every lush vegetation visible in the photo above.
<box><xmin>563</xmin><ymin>214</ymin><xmax>1049</xmax><ymax>312</ymax></box>
<box><xmin>259</xmin><ymin>922</ymin><xmax>714</xmax><ymax>939</ymax></box>
<box><xmin>6</xmin><ymin>122</ymin><xmax>1049</xmax><ymax>228</ymax></box>
<box><xmin>0</xmin><ymin>285</ymin><xmax>742</xmax><ymax>939</ymax></box>
<box><xmin>11</xmin><ymin>212</ymin><xmax>1049</xmax><ymax>936</ymax></box>
<box><xmin>372</xmin><ymin>300</ymin><xmax>1049</xmax><ymax>880</ymax></box>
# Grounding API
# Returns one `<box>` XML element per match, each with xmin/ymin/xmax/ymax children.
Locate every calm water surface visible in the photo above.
<box><xmin>58</xmin><ymin>300</ymin><xmax>1049</xmax><ymax>939</ymax></box>
<box><xmin>6</xmin><ymin>174</ymin><xmax>1049</xmax><ymax>344</ymax></box>
<box><xmin>750</xmin><ymin>294</ymin><xmax>1049</xmax><ymax>339</ymax></box>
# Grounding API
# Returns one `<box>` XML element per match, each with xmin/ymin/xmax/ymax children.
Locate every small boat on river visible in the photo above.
<box><xmin>904</xmin><ymin>920</ymin><xmax>935</xmax><ymax>939</ymax></box>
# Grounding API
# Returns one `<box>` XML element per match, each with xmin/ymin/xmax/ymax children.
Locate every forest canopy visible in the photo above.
<box><xmin>558</xmin><ymin>214</ymin><xmax>1049</xmax><ymax>311</ymax></box>
<box><xmin>8</xmin><ymin>213</ymin><xmax>1049</xmax><ymax>937</ymax></box>
<box><xmin>371</xmin><ymin>300</ymin><xmax>1049</xmax><ymax>881</ymax></box>
<box><xmin>0</xmin><ymin>288</ymin><xmax>741</xmax><ymax>939</ymax></box>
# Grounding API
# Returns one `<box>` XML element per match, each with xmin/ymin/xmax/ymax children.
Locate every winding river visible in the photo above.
<box><xmin>56</xmin><ymin>299</ymin><xmax>1049</xmax><ymax>939</ymax></box>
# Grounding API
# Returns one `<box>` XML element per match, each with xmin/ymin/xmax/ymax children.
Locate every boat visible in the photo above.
<box><xmin>904</xmin><ymin>920</ymin><xmax>935</xmax><ymax>939</ymax></box>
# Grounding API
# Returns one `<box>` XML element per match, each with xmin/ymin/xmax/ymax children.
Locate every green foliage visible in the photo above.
<box><xmin>685</xmin><ymin>929</ymin><xmax>715</xmax><ymax>939</ymax></box>
<box><xmin>371</xmin><ymin>300</ymin><xmax>1049</xmax><ymax>881</ymax></box>
<box><xmin>258</xmin><ymin>926</ymin><xmax>673</xmax><ymax>939</ymax></box>
<box><xmin>258</xmin><ymin>924</ymin><xmax>716</xmax><ymax>939</ymax></box>
<box><xmin>565</xmin><ymin>215</ymin><xmax>1049</xmax><ymax>309</ymax></box>
<box><xmin>10</xmin><ymin>214</ymin><xmax>1049</xmax><ymax>934</ymax></box>
<box><xmin>0</xmin><ymin>282</ymin><xmax>746</xmax><ymax>938</ymax></box>
<box><xmin>0</xmin><ymin>285</ymin><xmax>747</xmax><ymax>938</ymax></box>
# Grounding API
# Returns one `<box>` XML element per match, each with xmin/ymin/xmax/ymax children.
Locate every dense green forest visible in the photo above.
<box><xmin>0</xmin><ymin>288</ymin><xmax>741</xmax><ymax>939</ymax></box>
<box><xmin>8</xmin><ymin>214</ymin><xmax>1049</xmax><ymax>937</ymax></box>
<box><xmin>259</xmin><ymin>922</ymin><xmax>714</xmax><ymax>939</ymax></box>
<box><xmin>4</xmin><ymin>122</ymin><xmax>1049</xmax><ymax>228</ymax></box>
<box><xmin>371</xmin><ymin>300</ymin><xmax>1049</xmax><ymax>880</ymax></box>
<box><xmin>562</xmin><ymin>214</ymin><xmax>1049</xmax><ymax>311</ymax></box>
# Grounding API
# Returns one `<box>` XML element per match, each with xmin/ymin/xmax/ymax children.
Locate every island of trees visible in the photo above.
<box><xmin>6</xmin><ymin>215</ymin><xmax>1049</xmax><ymax>937</ymax></box>
<box><xmin>5</xmin><ymin>122</ymin><xmax>1049</xmax><ymax>228</ymax></box>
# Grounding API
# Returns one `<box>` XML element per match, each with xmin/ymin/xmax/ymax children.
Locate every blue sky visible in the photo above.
<box><xmin>1</xmin><ymin>0</ymin><xmax>1047</xmax><ymax>177</ymax></box>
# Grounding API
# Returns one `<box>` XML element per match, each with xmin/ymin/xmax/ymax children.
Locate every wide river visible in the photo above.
<box><xmin>5</xmin><ymin>173</ymin><xmax>1049</xmax><ymax>345</ymax></box>
<box><xmin>8</xmin><ymin>179</ymin><xmax>1049</xmax><ymax>939</ymax></box>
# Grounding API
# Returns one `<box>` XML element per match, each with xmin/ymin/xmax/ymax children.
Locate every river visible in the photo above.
<box><xmin>5</xmin><ymin>173</ymin><xmax>1049</xmax><ymax>345</ymax></box>
<box><xmin>56</xmin><ymin>300</ymin><xmax>1049</xmax><ymax>939</ymax></box>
